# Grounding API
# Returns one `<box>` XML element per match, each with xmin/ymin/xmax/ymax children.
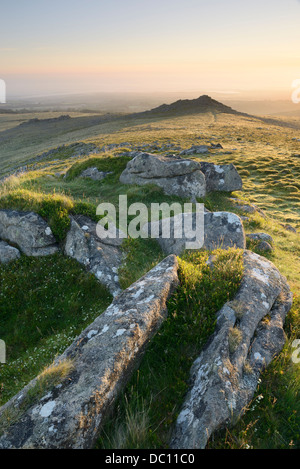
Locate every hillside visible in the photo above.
<box><xmin>2</xmin><ymin>95</ymin><xmax>300</xmax><ymax>178</ymax></box>
<box><xmin>141</xmin><ymin>94</ymin><xmax>241</xmax><ymax>117</ymax></box>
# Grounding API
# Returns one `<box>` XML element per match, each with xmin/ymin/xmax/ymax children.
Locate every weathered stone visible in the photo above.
<box><xmin>121</xmin><ymin>150</ymin><xmax>145</xmax><ymax>159</ymax></box>
<box><xmin>79</xmin><ymin>167</ymin><xmax>113</xmax><ymax>181</ymax></box>
<box><xmin>204</xmin><ymin>212</ymin><xmax>246</xmax><ymax>251</ymax></box>
<box><xmin>171</xmin><ymin>251</ymin><xmax>292</xmax><ymax>449</ymax></box>
<box><xmin>199</xmin><ymin>162</ymin><xmax>242</xmax><ymax>192</ymax></box>
<box><xmin>64</xmin><ymin>216</ymin><xmax>125</xmax><ymax>296</ymax></box>
<box><xmin>121</xmin><ymin>152</ymin><xmax>201</xmax><ymax>178</ymax></box>
<box><xmin>246</xmin><ymin>232</ymin><xmax>274</xmax><ymax>244</ymax></box>
<box><xmin>0</xmin><ymin>241</ymin><xmax>21</xmax><ymax>264</ymax></box>
<box><xmin>0</xmin><ymin>255</ymin><xmax>179</xmax><ymax>449</ymax></box>
<box><xmin>120</xmin><ymin>153</ymin><xmax>206</xmax><ymax>198</ymax></box>
<box><xmin>281</xmin><ymin>224</ymin><xmax>297</xmax><ymax>233</ymax></box>
<box><xmin>0</xmin><ymin>210</ymin><xmax>58</xmax><ymax>256</ymax></box>
<box><xmin>231</xmin><ymin>201</ymin><xmax>266</xmax><ymax>218</ymax></box>
<box><xmin>256</xmin><ymin>241</ymin><xmax>273</xmax><ymax>252</ymax></box>
<box><xmin>239</xmin><ymin>204</ymin><xmax>258</xmax><ymax>214</ymax></box>
<box><xmin>180</xmin><ymin>145</ymin><xmax>210</xmax><ymax>155</ymax></box>
<box><xmin>143</xmin><ymin>211</ymin><xmax>246</xmax><ymax>256</ymax></box>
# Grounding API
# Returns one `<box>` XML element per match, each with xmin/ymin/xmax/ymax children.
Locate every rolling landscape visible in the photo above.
<box><xmin>0</xmin><ymin>94</ymin><xmax>299</xmax><ymax>449</ymax></box>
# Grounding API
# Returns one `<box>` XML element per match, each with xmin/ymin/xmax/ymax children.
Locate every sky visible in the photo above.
<box><xmin>1</xmin><ymin>0</ymin><xmax>300</xmax><ymax>98</ymax></box>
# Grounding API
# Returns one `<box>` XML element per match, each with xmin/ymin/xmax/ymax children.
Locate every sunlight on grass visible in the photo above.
<box><xmin>0</xmin><ymin>110</ymin><xmax>299</xmax><ymax>449</ymax></box>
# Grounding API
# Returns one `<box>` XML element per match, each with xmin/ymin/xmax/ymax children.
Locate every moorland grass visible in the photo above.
<box><xmin>64</xmin><ymin>155</ymin><xmax>131</xmax><ymax>182</ymax></box>
<box><xmin>0</xmin><ymin>186</ymin><xmax>102</xmax><ymax>241</ymax></box>
<box><xmin>0</xmin><ymin>110</ymin><xmax>299</xmax><ymax>449</ymax></box>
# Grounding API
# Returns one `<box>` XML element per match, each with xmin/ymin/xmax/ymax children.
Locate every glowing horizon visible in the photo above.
<box><xmin>1</xmin><ymin>0</ymin><xmax>300</xmax><ymax>99</ymax></box>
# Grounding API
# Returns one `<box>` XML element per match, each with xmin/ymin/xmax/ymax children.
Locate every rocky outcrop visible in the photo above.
<box><xmin>0</xmin><ymin>210</ymin><xmax>59</xmax><ymax>256</ymax></box>
<box><xmin>120</xmin><ymin>153</ymin><xmax>243</xmax><ymax>197</ymax></box>
<box><xmin>79</xmin><ymin>167</ymin><xmax>113</xmax><ymax>181</ymax></box>
<box><xmin>64</xmin><ymin>216</ymin><xmax>125</xmax><ymax>297</ymax></box>
<box><xmin>143</xmin><ymin>211</ymin><xmax>246</xmax><ymax>256</ymax></box>
<box><xmin>120</xmin><ymin>153</ymin><xmax>206</xmax><ymax>198</ymax></box>
<box><xmin>0</xmin><ymin>241</ymin><xmax>20</xmax><ymax>264</ymax></box>
<box><xmin>171</xmin><ymin>251</ymin><xmax>293</xmax><ymax>449</ymax></box>
<box><xmin>0</xmin><ymin>255</ymin><xmax>179</xmax><ymax>449</ymax></box>
<box><xmin>199</xmin><ymin>162</ymin><xmax>242</xmax><ymax>192</ymax></box>
<box><xmin>0</xmin><ymin>209</ymin><xmax>123</xmax><ymax>295</ymax></box>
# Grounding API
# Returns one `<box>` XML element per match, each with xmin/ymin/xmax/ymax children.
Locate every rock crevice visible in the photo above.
<box><xmin>64</xmin><ymin>216</ymin><xmax>125</xmax><ymax>297</ymax></box>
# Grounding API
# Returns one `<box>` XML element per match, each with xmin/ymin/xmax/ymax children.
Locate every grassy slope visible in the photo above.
<box><xmin>0</xmin><ymin>111</ymin><xmax>121</xmax><ymax>175</ymax></box>
<box><xmin>0</xmin><ymin>109</ymin><xmax>299</xmax><ymax>448</ymax></box>
<box><xmin>0</xmin><ymin>254</ymin><xmax>112</xmax><ymax>406</ymax></box>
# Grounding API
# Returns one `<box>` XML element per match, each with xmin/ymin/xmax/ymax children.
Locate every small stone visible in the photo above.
<box><xmin>256</xmin><ymin>241</ymin><xmax>273</xmax><ymax>252</ymax></box>
<box><xmin>0</xmin><ymin>241</ymin><xmax>21</xmax><ymax>264</ymax></box>
<box><xmin>80</xmin><ymin>167</ymin><xmax>112</xmax><ymax>181</ymax></box>
<box><xmin>281</xmin><ymin>224</ymin><xmax>297</xmax><ymax>233</ymax></box>
<box><xmin>246</xmin><ymin>233</ymin><xmax>274</xmax><ymax>244</ymax></box>
<box><xmin>180</xmin><ymin>145</ymin><xmax>210</xmax><ymax>155</ymax></box>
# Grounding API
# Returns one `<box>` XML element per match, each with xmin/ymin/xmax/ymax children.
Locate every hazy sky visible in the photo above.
<box><xmin>1</xmin><ymin>0</ymin><xmax>300</xmax><ymax>98</ymax></box>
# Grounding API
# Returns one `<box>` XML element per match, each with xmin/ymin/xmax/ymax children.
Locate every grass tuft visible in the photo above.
<box><xmin>228</xmin><ymin>327</ymin><xmax>243</xmax><ymax>354</ymax></box>
<box><xmin>36</xmin><ymin>359</ymin><xmax>75</xmax><ymax>394</ymax></box>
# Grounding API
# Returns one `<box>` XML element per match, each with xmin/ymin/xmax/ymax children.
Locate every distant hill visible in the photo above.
<box><xmin>133</xmin><ymin>95</ymin><xmax>300</xmax><ymax>129</ymax></box>
<box><xmin>140</xmin><ymin>95</ymin><xmax>241</xmax><ymax>117</ymax></box>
